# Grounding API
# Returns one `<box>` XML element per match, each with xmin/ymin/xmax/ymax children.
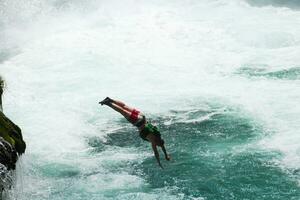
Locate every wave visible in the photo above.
<box><xmin>246</xmin><ymin>0</ymin><xmax>300</xmax><ymax>9</ymax></box>
<box><xmin>236</xmin><ymin>65</ymin><xmax>300</xmax><ymax>80</ymax></box>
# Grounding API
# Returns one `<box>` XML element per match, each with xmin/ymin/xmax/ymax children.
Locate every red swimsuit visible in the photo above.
<box><xmin>130</xmin><ymin>109</ymin><xmax>140</xmax><ymax>122</ymax></box>
<box><xmin>130</xmin><ymin>109</ymin><xmax>145</xmax><ymax>128</ymax></box>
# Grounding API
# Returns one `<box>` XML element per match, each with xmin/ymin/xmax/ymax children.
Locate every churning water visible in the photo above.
<box><xmin>0</xmin><ymin>0</ymin><xmax>300</xmax><ymax>199</ymax></box>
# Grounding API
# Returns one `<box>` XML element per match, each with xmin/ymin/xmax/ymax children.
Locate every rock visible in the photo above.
<box><xmin>0</xmin><ymin>76</ymin><xmax>26</xmax><ymax>194</ymax></box>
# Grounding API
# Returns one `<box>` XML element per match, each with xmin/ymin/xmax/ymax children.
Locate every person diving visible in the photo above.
<box><xmin>99</xmin><ymin>97</ymin><xmax>170</xmax><ymax>168</ymax></box>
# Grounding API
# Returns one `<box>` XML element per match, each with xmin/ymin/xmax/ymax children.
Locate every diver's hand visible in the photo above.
<box><xmin>159</xmin><ymin>163</ymin><xmax>164</xmax><ymax>169</ymax></box>
<box><xmin>165</xmin><ymin>155</ymin><xmax>171</xmax><ymax>161</ymax></box>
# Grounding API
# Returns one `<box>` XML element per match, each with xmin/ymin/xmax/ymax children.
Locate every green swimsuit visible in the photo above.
<box><xmin>139</xmin><ymin>122</ymin><xmax>161</xmax><ymax>141</ymax></box>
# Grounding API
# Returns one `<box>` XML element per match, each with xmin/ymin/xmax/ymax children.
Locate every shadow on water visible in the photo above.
<box><xmin>236</xmin><ymin>65</ymin><xmax>300</xmax><ymax>80</ymax></box>
<box><xmin>246</xmin><ymin>0</ymin><xmax>300</xmax><ymax>10</ymax></box>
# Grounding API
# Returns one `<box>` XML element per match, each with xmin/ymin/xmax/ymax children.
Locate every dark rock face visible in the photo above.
<box><xmin>0</xmin><ymin>112</ymin><xmax>26</xmax><ymax>157</ymax></box>
<box><xmin>0</xmin><ymin>76</ymin><xmax>26</xmax><ymax>192</ymax></box>
<box><xmin>0</xmin><ymin>76</ymin><xmax>3</xmax><ymax>111</ymax></box>
<box><xmin>0</xmin><ymin>137</ymin><xmax>17</xmax><ymax>171</ymax></box>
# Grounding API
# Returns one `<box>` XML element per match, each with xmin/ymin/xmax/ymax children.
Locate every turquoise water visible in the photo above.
<box><xmin>237</xmin><ymin>65</ymin><xmax>300</xmax><ymax>80</ymax></box>
<box><xmin>0</xmin><ymin>0</ymin><xmax>300</xmax><ymax>199</ymax></box>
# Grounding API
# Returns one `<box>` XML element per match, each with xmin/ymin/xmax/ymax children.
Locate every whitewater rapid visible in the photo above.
<box><xmin>0</xmin><ymin>0</ymin><xmax>300</xmax><ymax>199</ymax></box>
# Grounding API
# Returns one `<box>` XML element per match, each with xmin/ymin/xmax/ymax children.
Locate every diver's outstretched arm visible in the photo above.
<box><xmin>161</xmin><ymin>145</ymin><xmax>171</xmax><ymax>161</ymax></box>
<box><xmin>151</xmin><ymin>143</ymin><xmax>163</xmax><ymax>169</ymax></box>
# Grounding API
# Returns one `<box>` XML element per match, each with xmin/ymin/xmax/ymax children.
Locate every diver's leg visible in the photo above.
<box><xmin>106</xmin><ymin>102</ymin><xmax>131</xmax><ymax>121</ymax></box>
<box><xmin>107</xmin><ymin>98</ymin><xmax>135</xmax><ymax>113</ymax></box>
<box><xmin>99</xmin><ymin>97</ymin><xmax>135</xmax><ymax>113</ymax></box>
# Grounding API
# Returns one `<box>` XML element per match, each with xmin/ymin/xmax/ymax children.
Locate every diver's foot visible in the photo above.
<box><xmin>99</xmin><ymin>97</ymin><xmax>113</xmax><ymax>105</ymax></box>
